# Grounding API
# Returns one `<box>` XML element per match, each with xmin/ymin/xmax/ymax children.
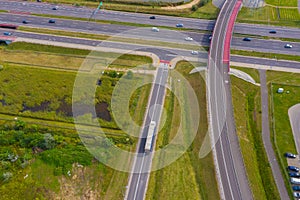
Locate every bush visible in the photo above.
<box><xmin>191</xmin><ymin>5</ymin><xmax>198</xmax><ymax>11</ymax></box>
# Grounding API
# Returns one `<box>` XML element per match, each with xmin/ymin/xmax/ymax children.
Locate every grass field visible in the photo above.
<box><xmin>230</xmin><ymin>70</ymin><xmax>280</xmax><ymax>200</ymax></box>
<box><xmin>146</xmin><ymin>61</ymin><xmax>219</xmax><ymax>200</ymax></box>
<box><xmin>265</xmin><ymin>0</ymin><xmax>298</xmax><ymax>7</ymax></box>
<box><xmin>231</xmin><ymin>49</ymin><xmax>300</xmax><ymax>62</ymax></box>
<box><xmin>237</xmin><ymin>6</ymin><xmax>300</xmax><ymax>27</ymax></box>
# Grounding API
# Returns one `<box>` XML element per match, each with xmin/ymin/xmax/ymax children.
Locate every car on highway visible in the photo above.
<box><xmin>285</xmin><ymin>44</ymin><xmax>293</xmax><ymax>48</ymax></box>
<box><xmin>243</xmin><ymin>37</ymin><xmax>252</xmax><ymax>41</ymax></box>
<box><xmin>289</xmin><ymin>172</ymin><xmax>300</xmax><ymax>177</ymax></box>
<box><xmin>149</xmin><ymin>16</ymin><xmax>156</xmax><ymax>19</ymax></box>
<box><xmin>22</xmin><ymin>20</ymin><xmax>29</xmax><ymax>24</ymax></box>
<box><xmin>52</xmin><ymin>6</ymin><xmax>59</xmax><ymax>10</ymax></box>
<box><xmin>269</xmin><ymin>30</ymin><xmax>277</xmax><ymax>34</ymax></box>
<box><xmin>285</xmin><ymin>152</ymin><xmax>297</xmax><ymax>158</ymax></box>
<box><xmin>208</xmin><ymin>35</ymin><xmax>212</xmax><ymax>41</ymax></box>
<box><xmin>185</xmin><ymin>37</ymin><xmax>193</xmax><ymax>41</ymax></box>
<box><xmin>294</xmin><ymin>192</ymin><xmax>300</xmax><ymax>198</ymax></box>
<box><xmin>151</xmin><ymin>27</ymin><xmax>159</xmax><ymax>32</ymax></box>
<box><xmin>48</xmin><ymin>19</ymin><xmax>56</xmax><ymax>23</ymax></box>
<box><xmin>288</xmin><ymin>166</ymin><xmax>300</xmax><ymax>172</ymax></box>
<box><xmin>294</xmin><ymin>186</ymin><xmax>300</xmax><ymax>191</ymax></box>
<box><xmin>176</xmin><ymin>23</ymin><xmax>184</xmax><ymax>27</ymax></box>
<box><xmin>3</xmin><ymin>32</ymin><xmax>12</xmax><ymax>36</ymax></box>
<box><xmin>191</xmin><ymin>50</ymin><xmax>199</xmax><ymax>55</ymax></box>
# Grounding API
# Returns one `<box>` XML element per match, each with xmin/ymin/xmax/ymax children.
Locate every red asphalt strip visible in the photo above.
<box><xmin>223</xmin><ymin>0</ymin><xmax>242</xmax><ymax>65</ymax></box>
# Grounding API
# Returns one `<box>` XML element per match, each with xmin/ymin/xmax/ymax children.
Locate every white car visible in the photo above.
<box><xmin>185</xmin><ymin>37</ymin><xmax>193</xmax><ymax>41</ymax></box>
<box><xmin>152</xmin><ymin>27</ymin><xmax>159</xmax><ymax>32</ymax></box>
<box><xmin>294</xmin><ymin>192</ymin><xmax>300</xmax><ymax>198</ymax></box>
<box><xmin>285</xmin><ymin>44</ymin><xmax>293</xmax><ymax>48</ymax></box>
<box><xmin>191</xmin><ymin>51</ymin><xmax>199</xmax><ymax>55</ymax></box>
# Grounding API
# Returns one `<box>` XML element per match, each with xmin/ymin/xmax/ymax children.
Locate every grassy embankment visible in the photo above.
<box><xmin>230</xmin><ymin>67</ymin><xmax>280</xmax><ymax>200</ymax></box>
<box><xmin>146</xmin><ymin>61</ymin><xmax>219</xmax><ymax>200</ymax></box>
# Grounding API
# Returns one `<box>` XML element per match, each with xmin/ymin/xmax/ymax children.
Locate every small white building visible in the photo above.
<box><xmin>277</xmin><ymin>88</ymin><xmax>284</xmax><ymax>93</ymax></box>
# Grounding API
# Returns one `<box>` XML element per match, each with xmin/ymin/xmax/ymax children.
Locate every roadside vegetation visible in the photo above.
<box><xmin>230</xmin><ymin>68</ymin><xmax>280</xmax><ymax>200</ymax></box>
<box><xmin>146</xmin><ymin>61</ymin><xmax>219</xmax><ymax>200</ymax></box>
<box><xmin>0</xmin><ymin>120</ymin><xmax>130</xmax><ymax>199</ymax></box>
<box><xmin>231</xmin><ymin>49</ymin><xmax>300</xmax><ymax>63</ymax></box>
<box><xmin>0</xmin><ymin>42</ymin><xmax>154</xmax><ymax>199</ymax></box>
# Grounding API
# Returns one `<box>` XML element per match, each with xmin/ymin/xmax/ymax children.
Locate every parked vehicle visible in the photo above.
<box><xmin>285</xmin><ymin>152</ymin><xmax>297</xmax><ymax>158</ymax></box>
<box><xmin>289</xmin><ymin>172</ymin><xmax>300</xmax><ymax>177</ymax></box>
<box><xmin>288</xmin><ymin>166</ymin><xmax>300</xmax><ymax>172</ymax></box>
<box><xmin>294</xmin><ymin>192</ymin><xmax>300</xmax><ymax>198</ymax></box>
<box><xmin>294</xmin><ymin>186</ymin><xmax>300</xmax><ymax>191</ymax></box>
<box><xmin>291</xmin><ymin>177</ymin><xmax>300</xmax><ymax>184</ymax></box>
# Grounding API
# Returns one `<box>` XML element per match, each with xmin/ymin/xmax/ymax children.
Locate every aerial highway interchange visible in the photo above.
<box><xmin>0</xmin><ymin>0</ymin><xmax>300</xmax><ymax>200</ymax></box>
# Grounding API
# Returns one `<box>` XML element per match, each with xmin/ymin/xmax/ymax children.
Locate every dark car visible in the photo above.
<box><xmin>52</xmin><ymin>6</ymin><xmax>58</xmax><ymax>10</ymax></box>
<box><xmin>37</xmin><ymin>0</ymin><xmax>42</xmax><ymax>2</ymax></box>
<box><xmin>176</xmin><ymin>23</ymin><xmax>184</xmax><ymax>27</ymax></box>
<box><xmin>289</xmin><ymin>172</ymin><xmax>300</xmax><ymax>177</ymax></box>
<box><xmin>48</xmin><ymin>19</ymin><xmax>56</xmax><ymax>23</ymax></box>
<box><xmin>22</xmin><ymin>20</ymin><xmax>29</xmax><ymax>24</ymax></box>
<box><xmin>269</xmin><ymin>30</ymin><xmax>277</xmax><ymax>34</ymax></box>
<box><xmin>149</xmin><ymin>16</ymin><xmax>156</xmax><ymax>19</ymax></box>
<box><xmin>3</xmin><ymin>32</ymin><xmax>12</xmax><ymax>36</ymax></box>
<box><xmin>288</xmin><ymin>166</ymin><xmax>300</xmax><ymax>172</ymax></box>
<box><xmin>293</xmin><ymin>186</ymin><xmax>300</xmax><ymax>191</ymax></box>
<box><xmin>243</xmin><ymin>37</ymin><xmax>252</xmax><ymax>41</ymax></box>
<box><xmin>285</xmin><ymin>152</ymin><xmax>297</xmax><ymax>158</ymax></box>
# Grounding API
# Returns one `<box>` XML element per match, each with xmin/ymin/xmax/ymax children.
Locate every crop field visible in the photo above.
<box><xmin>265</xmin><ymin>0</ymin><xmax>298</xmax><ymax>7</ymax></box>
<box><xmin>146</xmin><ymin>61</ymin><xmax>219</xmax><ymax>200</ymax></box>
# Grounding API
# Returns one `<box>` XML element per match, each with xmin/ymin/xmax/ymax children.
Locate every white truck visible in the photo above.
<box><xmin>144</xmin><ymin>121</ymin><xmax>156</xmax><ymax>153</ymax></box>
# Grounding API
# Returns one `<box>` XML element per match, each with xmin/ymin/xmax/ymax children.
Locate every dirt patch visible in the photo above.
<box><xmin>22</xmin><ymin>101</ymin><xmax>51</xmax><ymax>112</ymax></box>
<box><xmin>57</xmin><ymin>100</ymin><xmax>112</xmax><ymax>121</ymax></box>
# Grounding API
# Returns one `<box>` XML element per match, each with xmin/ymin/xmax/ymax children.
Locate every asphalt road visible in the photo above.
<box><xmin>259</xmin><ymin>70</ymin><xmax>289</xmax><ymax>199</ymax></box>
<box><xmin>208</xmin><ymin>0</ymin><xmax>252</xmax><ymax>199</ymax></box>
<box><xmin>1</xmin><ymin>29</ymin><xmax>300</xmax><ymax>69</ymax></box>
<box><xmin>125</xmin><ymin>63</ymin><xmax>169</xmax><ymax>200</ymax></box>
<box><xmin>1</xmin><ymin>13</ymin><xmax>300</xmax><ymax>56</ymax></box>
<box><xmin>1</xmin><ymin>0</ymin><xmax>300</xmax><ymax>40</ymax></box>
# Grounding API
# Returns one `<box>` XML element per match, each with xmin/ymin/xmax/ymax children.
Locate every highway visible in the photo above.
<box><xmin>1</xmin><ymin>0</ymin><xmax>300</xmax><ymax>39</ymax></box>
<box><xmin>125</xmin><ymin>63</ymin><xmax>169</xmax><ymax>200</ymax></box>
<box><xmin>1</xmin><ymin>13</ymin><xmax>300</xmax><ymax>56</ymax></box>
<box><xmin>208</xmin><ymin>0</ymin><xmax>252</xmax><ymax>199</ymax></box>
<box><xmin>1</xmin><ymin>29</ymin><xmax>300</xmax><ymax>69</ymax></box>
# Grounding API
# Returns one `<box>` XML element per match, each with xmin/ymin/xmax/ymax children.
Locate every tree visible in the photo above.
<box><xmin>191</xmin><ymin>5</ymin><xmax>198</xmax><ymax>11</ymax></box>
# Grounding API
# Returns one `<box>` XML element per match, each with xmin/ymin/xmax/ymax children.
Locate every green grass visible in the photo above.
<box><xmin>146</xmin><ymin>61</ymin><xmax>219</xmax><ymax>200</ymax></box>
<box><xmin>237</xmin><ymin>6</ymin><xmax>300</xmax><ymax>28</ymax></box>
<box><xmin>188</xmin><ymin>2</ymin><xmax>219</xmax><ymax>19</ymax></box>
<box><xmin>265</xmin><ymin>0</ymin><xmax>298</xmax><ymax>7</ymax></box>
<box><xmin>231</xmin><ymin>49</ymin><xmax>300</xmax><ymax>62</ymax></box>
<box><xmin>231</xmin><ymin>66</ymin><xmax>260</xmax><ymax>83</ymax></box>
<box><xmin>231</xmin><ymin>73</ymin><xmax>280</xmax><ymax>200</ymax></box>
